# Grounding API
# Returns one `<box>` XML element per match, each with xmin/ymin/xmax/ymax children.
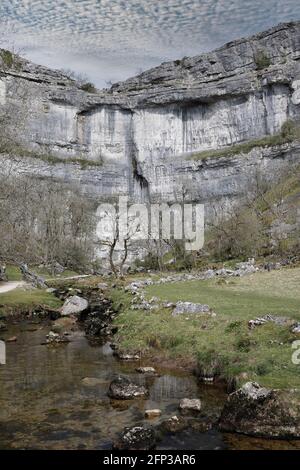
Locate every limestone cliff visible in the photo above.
<box><xmin>1</xmin><ymin>21</ymin><xmax>300</xmax><ymax>216</ymax></box>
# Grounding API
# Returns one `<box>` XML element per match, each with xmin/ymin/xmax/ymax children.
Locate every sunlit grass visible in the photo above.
<box><xmin>112</xmin><ymin>268</ymin><xmax>300</xmax><ymax>389</ymax></box>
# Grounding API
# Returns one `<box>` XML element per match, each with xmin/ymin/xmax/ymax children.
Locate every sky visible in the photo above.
<box><xmin>0</xmin><ymin>0</ymin><xmax>300</xmax><ymax>88</ymax></box>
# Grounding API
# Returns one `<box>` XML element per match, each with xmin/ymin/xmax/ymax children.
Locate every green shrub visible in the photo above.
<box><xmin>0</xmin><ymin>50</ymin><xmax>14</xmax><ymax>69</ymax></box>
<box><xmin>254</xmin><ymin>50</ymin><xmax>271</xmax><ymax>70</ymax></box>
<box><xmin>80</xmin><ymin>82</ymin><xmax>97</xmax><ymax>93</ymax></box>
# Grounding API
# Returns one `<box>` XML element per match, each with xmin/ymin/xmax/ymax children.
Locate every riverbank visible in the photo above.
<box><xmin>0</xmin><ymin>286</ymin><xmax>62</xmax><ymax>320</ymax></box>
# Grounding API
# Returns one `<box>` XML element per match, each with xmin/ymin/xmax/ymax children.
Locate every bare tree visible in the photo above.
<box><xmin>97</xmin><ymin>207</ymin><xmax>140</xmax><ymax>276</ymax></box>
<box><xmin>0</xmin><ymin>175</ymin><xmax>95</xmax><ymax>272</ymax></box>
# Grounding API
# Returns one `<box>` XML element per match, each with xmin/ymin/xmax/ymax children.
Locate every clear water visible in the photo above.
<box><xmin>1</xmin><ymin>322</ymin><xmax>300</xmax><ymax>450</ymax></box>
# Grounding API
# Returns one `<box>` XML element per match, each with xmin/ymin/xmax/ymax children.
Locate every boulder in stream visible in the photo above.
<box><xmin>113</xmin><ymin>425</ymin><xmax>156</xmax><ymax>450</ymax></box>
<box><xmin>108</xmin><ymin>376</ymin><xmax>148</xmax><ymax>400</ymax></box>
<box><xmin>219</xmin><ymin>381</ymin><xmax>300</xmax><ymax>438</ymax></box>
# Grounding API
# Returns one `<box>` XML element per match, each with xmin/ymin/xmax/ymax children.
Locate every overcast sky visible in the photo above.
<box><xmin>1</xmin><ymin>0</ymin><xmax>300</xmax><ymax>88</ymax></box>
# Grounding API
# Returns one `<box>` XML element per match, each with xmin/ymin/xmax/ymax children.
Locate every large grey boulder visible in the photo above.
<box><xmin>61</xmin><ymin>295</ymin><xmax>88</xmax><ymax>316</ymax></box>
<box><xmin>219</xmin><ymin>382</ymin><xmax>300</xmax><ymax>438</ymax></box>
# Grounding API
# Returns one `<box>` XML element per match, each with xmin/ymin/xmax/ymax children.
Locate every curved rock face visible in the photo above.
<box><xmin>0</xmin><ymin>22</ymin><xmax>300</xmax><ymax>222</ymax></box>
<box><xmin>219</xmin><ymin>382</ymin><xmax>300</xmax><ymax>438</ymax></box>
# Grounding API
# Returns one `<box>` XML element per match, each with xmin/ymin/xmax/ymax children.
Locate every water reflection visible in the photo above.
<box><xmin>1</xmin><ymin>323</ymin><xmax>299</xmax><ymax>450</ymax></box>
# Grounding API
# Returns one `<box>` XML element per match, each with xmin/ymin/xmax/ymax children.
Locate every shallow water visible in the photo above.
<box><xmin>0</xmin><ymin>322</ymin><xmax>300</xmax><ymax>450</ymax></box>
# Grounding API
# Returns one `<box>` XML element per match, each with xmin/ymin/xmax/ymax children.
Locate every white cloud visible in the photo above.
<box><xmin>0</xmin><ymin>0</ymin><xmax>299</xmax><ymax>87</ymax></box>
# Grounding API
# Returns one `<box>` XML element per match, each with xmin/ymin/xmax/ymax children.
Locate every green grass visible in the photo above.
<box><xmin>4</xmin><ymin>265</ymin><xmax>78</xmax><ymax>281</ymax></box>
<box><xmin>5</xmin><ymin>265</ymin><xmax>22</xmax><ymax>281</ymax></box>
<box><xmin>112</xmin><ymin>268</ymin><xmax>300</xmax><ymax>389</ymax></box>
<box><xmin>147</xmin><ymin>269</ymin><xmax>300</xmax><ymax>318</ymax></box>
<box><xmin>0</xmin><ymin>288</ymin><xmax>62</xmax><ymax>317</ymax></box>
<box><xmin>189</xmin><ymin>131</ymin><xmax>300</xmax><ymax>162</ymax></box>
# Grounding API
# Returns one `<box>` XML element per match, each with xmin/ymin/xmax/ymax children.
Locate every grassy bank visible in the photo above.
<box><xmin>0</xmin><ymin>288</ymin><xmax>62</xmax><ymax>318</ymax></box>
<box><xmin>112</xmin><ymin>268</ymin><xmax>300</xmax><ymax>389</ymax></box>
<box><xmin>4</xmin><ymin>265</ymin><xmax>78</xmax><ymax>281</ymax></box>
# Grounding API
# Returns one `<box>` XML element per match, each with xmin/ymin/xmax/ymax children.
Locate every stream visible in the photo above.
<box><xmin>1</xmin><ymin>322</ymin><xmax>300</xmax><ymax>450</ymax></box>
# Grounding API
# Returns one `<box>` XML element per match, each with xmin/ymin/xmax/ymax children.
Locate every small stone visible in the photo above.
<box><xmin>116</xmin><ymin>352</ymin><xmax>140</xmax><ymax>361</ymax></box>
<box><xmin>6</xmin><ymin>336</ymin><xmax>17</xmax><ymax>342</ymax></box>
<box><xmin>179</xmin><ymin>398</ymin><xmax>201</xmax><ymax>413</ymax></box>
<box><xmin>145</xmin><ymin>409</ymin><xmax>162</xmax><ymax>418</ymax></box>
<box><xmin>45</xmin><ymin>330</ymin><xmax>70</xmax><ymax>345</ymax></box>
<box><xmin>136</xmin><ymin>366</ymin><xmax>156</xmax><ymax>374</ymax></box>
<box><xmin>48</xmin><ymin>331</ymin><xmax>59</xmax><ymax>339</ymax></box>
<box><xmin>97</xmin><ymin>282</ymin><xmax>109</xmax><ymax>290</ymax></box>
<box><xmin>160</xmin><ymin>415</ymin><xmax>187</xmax><ymax>433</ymax></box>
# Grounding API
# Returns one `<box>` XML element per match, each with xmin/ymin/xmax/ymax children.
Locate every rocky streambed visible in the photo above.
<box><xmin>0</xmin><ymin>320</ymin><xmax>300</xmax><ymax>449</ymax></box>
<box><xmin>1</xmin><ymin>280</ymin><xmax>300</xmax><ymax>449</ymax></box>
